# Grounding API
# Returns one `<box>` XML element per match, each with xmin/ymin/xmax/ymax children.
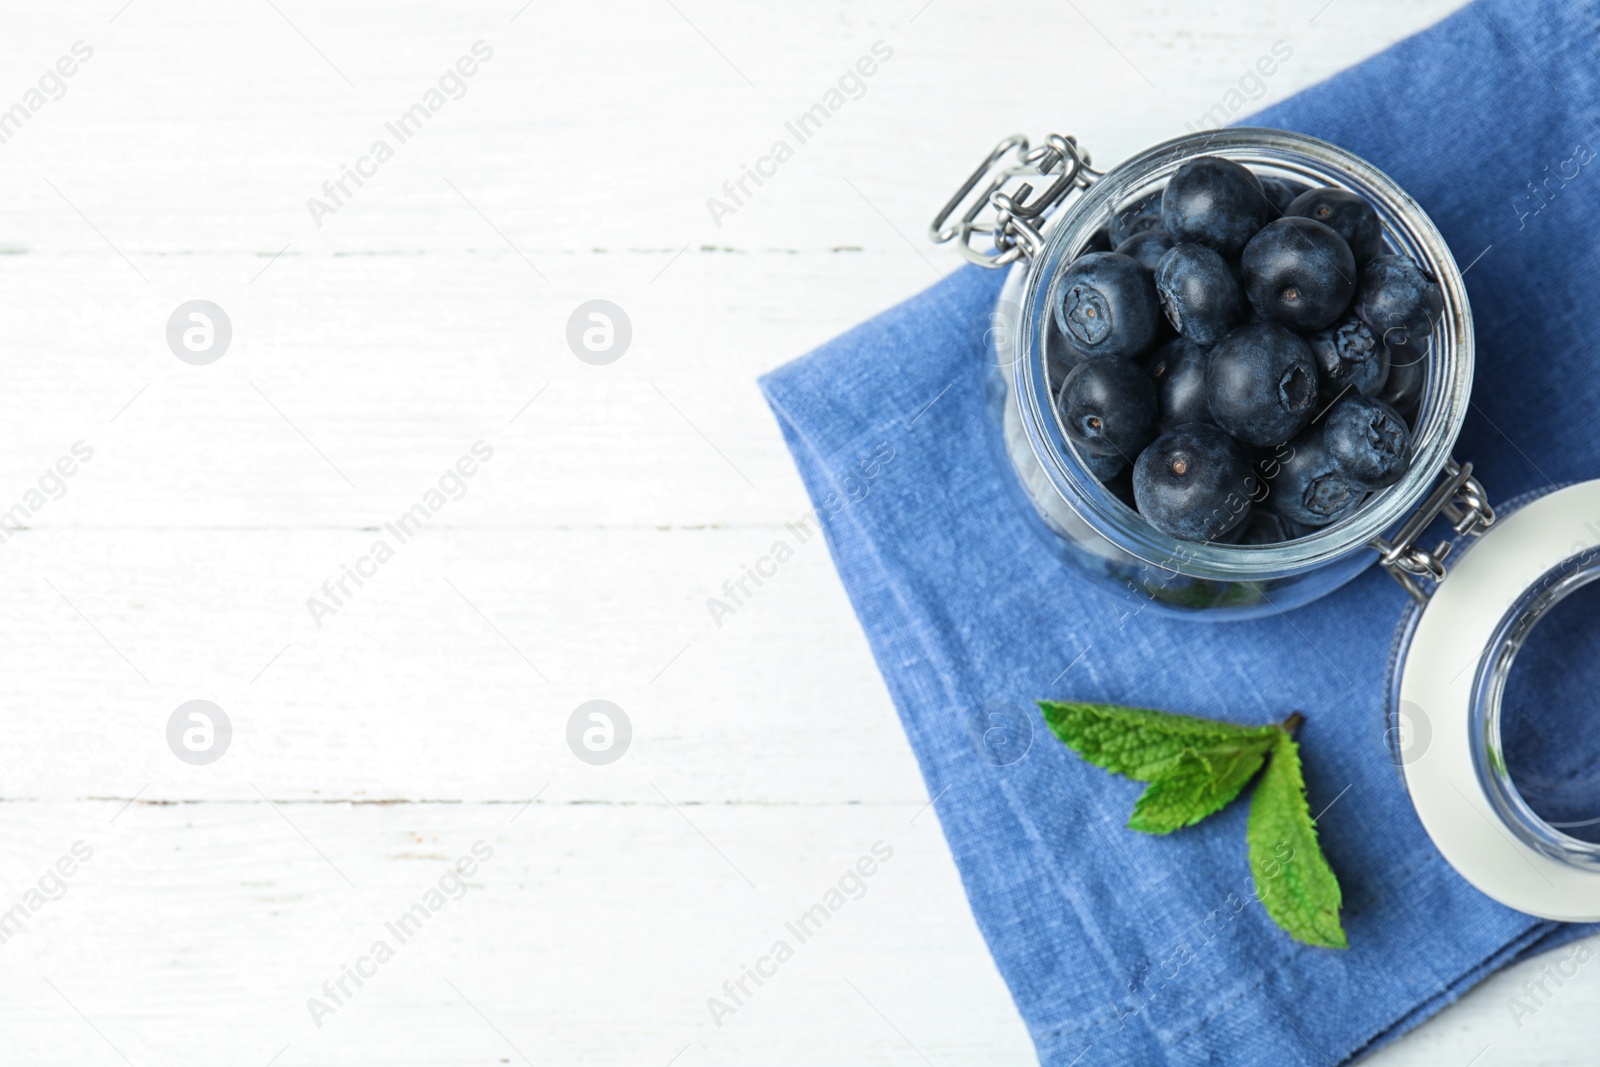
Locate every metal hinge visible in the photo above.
<box><xmin>929</xmin><ymin>133</ymin><xmax>1100</xmax><ymax>268</ymax></box>
<box><xmin>1371</xmin><ymin>457</ymin><xmax>1496</xmax><ymax>602</ymax></box>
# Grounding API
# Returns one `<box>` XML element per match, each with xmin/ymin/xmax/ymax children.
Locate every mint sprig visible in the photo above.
<box><xmin>1039</xmin><ymin>701</ymin><xmax>1345</xmax><ymax>949</ymax></box>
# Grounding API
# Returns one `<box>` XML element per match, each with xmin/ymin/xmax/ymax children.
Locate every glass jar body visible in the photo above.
<box><xmin>985</xmin><ymin>129</ymin><xmax>1474</xmax><ymax>621</ymax></box>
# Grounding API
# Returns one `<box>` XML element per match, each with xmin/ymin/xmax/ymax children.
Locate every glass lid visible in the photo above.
<box><xmin>1394</xmin><ymin>479</ymin><xmax>1600</xmax><ymax>920</ymax></box>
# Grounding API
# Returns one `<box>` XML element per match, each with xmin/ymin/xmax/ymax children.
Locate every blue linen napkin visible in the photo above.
<box><xmin>760</xmin><ymin>1</ymin><xmax>1600</xmax><ymax>1062</ymax></box>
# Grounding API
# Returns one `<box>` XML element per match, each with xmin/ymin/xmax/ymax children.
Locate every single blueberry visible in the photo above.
<box><xmin>1377</xmin><ymin>335</ymin><xmax>1428</xmax><ymax>414</ymax></box>
<box><xmin>1109</xmin><ymin>193</ymin><xmax>1165</xmax><ymax>246</ymax></box>
<box><xmin>1207</xmin><ymin>516</ymin><xmax>1249</xmax><ymax>545</ymax></box>
<box><xmin>1236</xmin><ymin>509</ymin><xmax>1313</xmax><ymax>546</ymax></box>
<box><xmin>1307</xmin><ymin>313</ymin><xmax>1389</xmax><ymax>400</ymax></box>
<box><xmin>1354</xmin><ymin>254</ymin><xmax>1444</xmax><ymax>352</ymax></box>
<box><xmin>1240</xmin><ymin>216</ymin><xmax>1357</xmax><ymax>331</ymax></box>
<box><xmin>1258</xmin><ymin>176</ymin><xmax>1309</xmax><ymax>217</ymax></box>
<box><xmin>1057</xmin><ymin>357</ymin><xmax>1159</xmax><ymax>460</ymax></box>
<box><xmin>1084</xmin><ymin>228</ymin><xmax>1114</xmax><ymax>254</ymax></box>
<box><xmin>1287</xmin><ymin>188</ymin><xmax>1384</xmax><ymax>263</ymax></box>
<box><xmin>1051</xmin><ymin>252</ymin><xmax>1163</xmax><ymax>362</ymax></box>
<box><xmin>1324</xmin><ymin>393</ymin><xmax>1411</xmax><ymax>488</ymax></box>
<box><xmin>1147</xmin><ymin>337</ymin><xmax>1213</xmax><ymax>431</ymax></box>
<box><xmin>1154</xmin><ymin>243</ymin><xmax>1245</xmax><ymax>346</ymax></box>
<box><xmin>1104</xmin><ymin>467</ymin><xmax>1139</xmax><ymax>511</ymax></box>
<box><xmin>1044</xmin><ymin>317</ymin><xmax>1078</xmax><ymax>393</ymax></box>
<box><xmin>1161</xmin><ymin>157</ymin><xmax>1270</xmax><ymax>258</ymax></box>
<box><xmin>1133</xmin><ymin>423</ymin><xmax>1257</xmax><ymax>542</ymax></box>
<box><xmin>1077</xmin><ymin>446</ymin><xmax>1128</xmax><ymax>483</ymax></box>
<box><xmin>1204</xmin><ymin>322</ymin><xmax>1319</xmax><ymax>447</ymax></box>
<box><xmin>1116</xmin><ymin>229</ymin><xmax>1176</xmax><ymax>272</ymax></box>
<box><xmin>1265</xmin><ymin>425</ymin><xmax>1367</xmax><ymax>526</ymax></box>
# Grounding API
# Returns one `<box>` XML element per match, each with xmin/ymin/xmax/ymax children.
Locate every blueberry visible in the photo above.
<box><xmin>1104</xmin><ymin>467</ymin><xmax>1139</xmax><ymax>511</ymax></box>
<box><xmin>1084</xmin><ymin>228</ymin><xmax>1114</xmax><ymax>254</ymax></box>
<box><xmin>1078</xmin><ymin>446</ymin><xmax>1128</xmax><ymax>482</ymax></box>
<box><xmin>1377</xmin><ymin>336</ymin><xmax>1427</xmax><ymax>414</ymax></box>
<box><xmin>1259</xmin><ymin>176</ymin><xmax>1308</xmax><ymax>217</ymax></box>
<box><xmin>1208</xmin><ymin>517</ymin><xmax>1249</xmax><ymax>545</ymax></box>
<box><xmin>1051</xmin><ymin>252</ymin><xmax>1163</xmax><ymax>362</ymax></box>
<box><xmin>1044</xmin><ymin>317</ymin><xmax>1078</xmax><ymax>393</ymax></box>
<box><xmin>1109</xmin><ymin>193</ymin><xmax>1165</xmax><ymax>246</ymax></box>
<box><xmin>1265</xmin><ymin>425</ymin><xmax>1367</xmax><ymax>526</ymax></box>
<box><xmin>1116</xmin><ymin>229</ymin><xmax>1176</xmax><ymax>272</ymax></box>
<box><xmin>1154</xmin><ymin>243</ymin><xmax>1245</xmax><ymax>346</ymax></box>
<box><xmin>1147</xmin><ymin>337</ymin><xmax>1212</xmax><ymax>431</ymax></box>
<box><xmin>1324</xmin><ymin>393</ymin><xmax>1411</xmax><ymax>488</ymax></box>
<box><xmin>1204</xmin><ymin>322</ymin><xmax>1319</xmax><ymax>447</ymax></box>
<box><xmin>1161</xmin><ymin>157</ymin><xmax>1270</xmax><ymax>257</ymax></box>
<box><xmin>1287</xmin><ymin>188</ymin><xmax>1383</xmax><ymax>263</ymax></box>
<box><xmin>1133</xmin><ymin>423</ymin><xmax>1257</xmax><ymax>542</ymax></box>
<box><xmin>1240</xmin><ymin>217</ymin><xmax>1357</xmax><ymax>331</ymax></box>
<box><xmin>1354</xmin><ymin>254</ymin><xmax>1443</xmax><ymax>351</ymax></box>
<box><xmin>1236</xmin><ymin>509</ymin><xmax>1312</xmax><ymax>546</ymax></box>
<box><xmin>1057</xmin><ymin>357</ymin><xmax>1159</xmax><ymax>460</ymax></box>
<box><xmin>1307</xmin><ymin>313</ymin><xmax>1389</xmax><ymax>400</ymax></box>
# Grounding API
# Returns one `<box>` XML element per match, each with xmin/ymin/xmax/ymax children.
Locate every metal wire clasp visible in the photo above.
<box><xmin>929</xmin><ymin>133</ymin><xmax>1099</xmax><ymax>268</ymax></box>
<box><xmin>1371</xmin><ymin>457</ymin><xmax>1497</xmax><ymax>602</ymax></box>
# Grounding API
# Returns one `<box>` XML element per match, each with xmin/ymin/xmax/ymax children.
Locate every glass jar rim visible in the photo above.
<box><xmin>1011</xmin><ymin>127</ymin><xmax>1473</xmax><ymax>581</ymax></box>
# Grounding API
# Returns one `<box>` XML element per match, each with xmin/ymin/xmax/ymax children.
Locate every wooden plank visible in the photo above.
<box><xmin>0</xmin><ymin>800</ymin><xmax>1032</xmax><ymax>1066</ymax></box>
<box><xmin>2</xmin><ymin>527</ymin><xmax>917</xmax><ymax>803</ymax></box>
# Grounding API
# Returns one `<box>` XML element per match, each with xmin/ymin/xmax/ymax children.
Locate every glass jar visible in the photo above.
<box><xmin>933</xmin><ymin>128</ymin><xmax>1600</xmax><ymax>920</ymax></box>
<box><xmin>933</xmin><ymin>128</ymin><xmax>1486</xmax><ymax>621</ymax></box>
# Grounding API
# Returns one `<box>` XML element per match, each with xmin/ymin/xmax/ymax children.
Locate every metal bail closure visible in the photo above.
<box><xmin>1371</xmin><ymin>457</ymin><xmax>1496</xmax><ymax>602</ymax></box>
<box><xmin>1397</xmin><ymin>478</ymin><xmax>1600</xmax><ymax>921</ymax></box>
<box><xmin>929</xmin><ymin>133</ymin><xmax>1100</xmax><ymax>268</ymax></box>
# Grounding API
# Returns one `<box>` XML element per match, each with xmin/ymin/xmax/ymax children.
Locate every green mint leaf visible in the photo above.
<box><xmin>1247</xmin><ymin>731</ymin><xmax>1347</xmax><ymax>949</ymax></box>
<box><xmin>1127</xmin><ymin>742</ymin><xmax>1273</xmax><ymax>834</ymax></box>
<box><xmin>1039</xmin><ymin>700</ymin><xmax>1346</xmax><ymax>947</ymax></box>
<box><xmin>1038</xmin><ymin>700</ymin><xmax>1279</xmax><ymax>782</ymax></box>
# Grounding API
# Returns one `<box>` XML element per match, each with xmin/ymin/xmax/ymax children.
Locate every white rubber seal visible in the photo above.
<box><xmin>1400</xmin><ymin>479</ymin><xmax>1600</xmax><ymax>920</ymax></box>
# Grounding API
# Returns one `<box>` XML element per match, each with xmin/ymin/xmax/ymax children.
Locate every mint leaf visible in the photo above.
<box><xmin>1039</xmin><ymin>701</ymin><xmax>1279</xmax><ymax>782</ymax></box>
<box><xmin>1247</xmin><ymin>731</ymin><xmax>1347</xmax><ymax>949</ymax></box>
<box><xmin>1128</xmin><ymin>743</ymin><xmax>1273</xmax><ymax>834</ymax></box>
<box><xmin>1040</xmin><ymin>701</ymin><xmax>1346</xmax><ymax>947</ymax></box>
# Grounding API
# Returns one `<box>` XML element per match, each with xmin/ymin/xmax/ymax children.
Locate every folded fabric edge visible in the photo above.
<box><xmin>759</xmin><ymin>358</ymin><xmax>1076</xmax><ymax>1052</ymax></box>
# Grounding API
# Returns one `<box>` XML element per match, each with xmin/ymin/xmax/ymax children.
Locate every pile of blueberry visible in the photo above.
<box><xmin>1048</xmin><ymin>155</ymin><xmax>1442</xmax><ymax>545</ymax></box>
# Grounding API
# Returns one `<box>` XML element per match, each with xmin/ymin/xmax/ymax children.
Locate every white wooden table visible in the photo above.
<box><xmin>1</xmin><ymin>1</ymin><xmax>1593</xmax><ymax>1063</ymax></box>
